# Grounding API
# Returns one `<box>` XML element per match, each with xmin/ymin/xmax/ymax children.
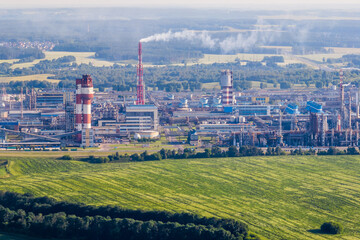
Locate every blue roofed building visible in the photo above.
<box><xmin>306</xmin><ymin>101</ymin><xmax>323</xmax><ymax>113</ymax></box>
<box><xmin>285</xmin><ymin>103</ymin><xmax>300</xmax><ymax>114</ymax></box>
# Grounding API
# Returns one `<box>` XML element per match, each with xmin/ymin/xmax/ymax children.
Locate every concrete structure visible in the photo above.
<box><xmin>220</xmin><ymin>70</ymin><xmax>233</xmax><ymax>105</ymax></box>
<box><xmin>65</xmin><ymin>92</ymin><xmax>75</xmax><ymax>132</ymax></box>
<box><xmin>134</xmin><ymin>130</ymin><xmax>160</xmax><ymax>140</ymax></box>
<box><xmin>235</xmin><ymin>105</ymin><xmax>271</xmax><ymax>116</ymax></box>
<box><xmin>81</xmin><ymin>128</ymin><xmax>95</xmax><ymax>147</ymax></box>
<box><xmin>36</xmin><ymin>92</ymin><xmax>65</xmax><ymax>109</ymax></box>
<box><xmin>8</xmin><ymin>110</ymin><xmax>41</xmax><ymax>119</ymax></box>
<box><xmin>75</xmin><ymin>75</ymin><xmax>94</xmax><ymax>141</ymax></box>
<box><xmin>136</xmin><ymin>42</ymin><xmax>145</xmax><ymax>105</ymax></box>
<box><xmin>251</xmin><ymin>97</ymin><xmax>269</xmax><ymax>104</ymax></box>
<box><xmin>81</xmin><ymin>75</ymin><xmax>94</xmax><ymax>130</ymax></box>
<box><xmin>125</xmin><ymin>105</ymin><xmax>158</xmax><ymax>131</ymax></box>
<box><xmin>198</xmin><ymin>123</ymin><xmax>254</xmax><ymax>133</ymax></box>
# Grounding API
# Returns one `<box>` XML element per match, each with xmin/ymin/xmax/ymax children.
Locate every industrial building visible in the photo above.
<box><xmin>2</xmin><ymin>42</ymin><xmax>360</xmax><ymax>152</ymax></box>
<box><xmin>36</xmin><ymin>92</ymin><xmax>65</xmax><ymax>109</ymax></box>
<box><xmin>235</xmin><ymin>105</ymin><xmax>271</xmax><ymax>116</ymax></box>
<box><xmin>125</xmin><ymin>105</ymin><xmax>158</xmax><ymax>131</ymax></box>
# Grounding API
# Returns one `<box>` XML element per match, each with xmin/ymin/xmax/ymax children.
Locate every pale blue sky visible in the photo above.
<box><xmin>1</xmin><ymin>0</ymin><xmax>360</xmax><ymax>9</ymax></box>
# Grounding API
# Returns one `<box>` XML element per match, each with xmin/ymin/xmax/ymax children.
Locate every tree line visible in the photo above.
<box><xmin>69</xmin><ymin>146</ymin><xmax>267</xmax><ymax>164</ymax></box>
<box><xmin>66</xmin><ymin>145</ymin><xmax>360</xmax><ymax>165</ymax></box>
<box><xmin>0</xmin><ymin>191</ymin><xmax>255</xmax><ymax>240</ymax></box>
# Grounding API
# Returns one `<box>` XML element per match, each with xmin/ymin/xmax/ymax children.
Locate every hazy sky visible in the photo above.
<box><xmin>2</xmin><ymin>0</ymin><xmax>360</xmax><ymax>9</ymax></box>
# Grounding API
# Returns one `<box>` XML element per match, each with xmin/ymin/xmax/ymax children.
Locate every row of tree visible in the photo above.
<box><xmin>0</xmin><ymin>191</ymin><xmax>251</xmax><ymax>240</ymax></box>
<box><xmin>73</xmin><ymin>145</ymin><xmax>360</xmax><ymax>165</ymax></box>
<box><xmin>75</xmin><ymin>146</ymin><xmax>267</xmax><ymax>164</ymax></box>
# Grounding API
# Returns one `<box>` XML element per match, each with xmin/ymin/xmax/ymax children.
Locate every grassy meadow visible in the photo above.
<box><xmin>0</xmin><ymin>155</ymin><xmax>359</xmax><ymax>239</ymax></box>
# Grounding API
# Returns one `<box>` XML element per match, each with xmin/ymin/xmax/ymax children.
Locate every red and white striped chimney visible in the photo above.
<box><xmin>220</xmin><ymin>70</ymin><xmax>233</xmax><ymax>105</ymax></box>
<box><xmin>81</xmin><ymin>75</ymin><xmax>94</xmax><ymax>130</ymax></box>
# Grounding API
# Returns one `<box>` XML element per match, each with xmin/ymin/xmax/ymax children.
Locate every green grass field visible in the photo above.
<box><xmin>0</xmin><ymin>155</ymin><xmax>359</xmax><ymax>239</ymax></box>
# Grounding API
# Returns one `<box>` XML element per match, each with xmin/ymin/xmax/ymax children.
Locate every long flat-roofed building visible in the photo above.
<box><xmin>36</xmin><ymin>92</ymin><xmax>65</xmax><ymax>109</ymax></box>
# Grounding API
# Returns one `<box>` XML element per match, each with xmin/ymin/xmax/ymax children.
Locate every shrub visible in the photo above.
<box><xmin>60</xmin><ymin>155</ymin><xmax>72</xmax><ymax>160</ymax></box>
<box><xmin>245</xmin><ymin>232</ymin><xmax>262</xmax><ymax>239</ymax></box>
<box><xmin>320</xmin><ymin>221</ymin><xmax>343</xmax><ymax>234</ymax></box>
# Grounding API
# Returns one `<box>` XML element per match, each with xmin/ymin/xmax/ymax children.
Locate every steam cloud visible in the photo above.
<box><xmin>140</xmin><ymin>21</ymin><xmax>285</xmax><ymax>53</ymax></box>
<box><xmin>140</xmin><ymin>30</ymin><xmax>217</xmax><ymax>49</ymax></box>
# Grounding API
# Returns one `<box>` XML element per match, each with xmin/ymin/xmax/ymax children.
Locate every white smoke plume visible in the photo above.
<box><xmin>140</xmin><ymin>19</ymin><xmax>300</xmax><ymax>54</ymax></box>
<box><xmin>140</xmin><ymin>30</ymin><xmax>217</xmax><ymax>49</ymax></box>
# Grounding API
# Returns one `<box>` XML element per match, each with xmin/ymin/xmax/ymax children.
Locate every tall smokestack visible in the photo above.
<box><xmin>136</xmin><ymin>42</ymin><xmax>145</xmax><ymax>105</ymax></box>
<box><xmin>81</xmin><ymin>75</ymin><xmax>94</xmax><ymax>130</ymax></box>
<box><xmin>75</xmin><ymin>78</ymin><xmax>83</xmax><ymax>141</ymax></box>
<box><xmin>220</xmin><ymin>69</ymin><xmax>233</xmax><ymax>105</ymax></box>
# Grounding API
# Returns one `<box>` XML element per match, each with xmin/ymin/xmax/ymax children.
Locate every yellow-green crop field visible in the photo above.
<box><xmin>10</xmin><ymin>51</ymin><xmax>115</xmax><ymax>69</ymax></box>
<box><xmin>0</xmin><ymin>59</ymin><xmax>19</xmax><ymax>64</ymax></box>
<box><xmin>196</xmin><ymin>53</ymin><xmax>319</xmax><ymax>68</ymax></box>
<box><xmin>202</xmin><ymin>82</ymin><xmax>221</xmax><ymax>89</ymax></box>
<box><xmin>0</xmin><ymin>155</ymin><xmax>359</xmax><ymax>240</ymax></box>
<box><xmin>0</xmin><ymin>74</ymin><xmax>60</xmax><ymax>83</ymax></box>
<box><xmin>194</xmin><ymin>47</ymin><xmax>360</xmax><ymax>69</ymax></box>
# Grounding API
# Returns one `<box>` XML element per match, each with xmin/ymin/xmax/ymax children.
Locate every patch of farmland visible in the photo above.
<box><xmin>11</xmin><ymin>51</ymin><xmax>115</xmax><ymax>69</ymax></box>
<box><xmin>0</xmin><ymin>74</ymin><xmax>60</xmax><ymax>83</ymax></box>
<box><xmin>0</xmin><ymin>155</ymin><xmax>360</xmax><ymax>239</ymax></box>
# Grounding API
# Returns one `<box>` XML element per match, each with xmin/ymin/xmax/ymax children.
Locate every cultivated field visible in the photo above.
<box><xmin>202</xmin><ymin>82</ymin><xmax>221</xmax><ymax>89</ymax></box>
<box><xmin>196</xmin><ymin>53</ymin><xmax>319</xmax><ymax>68</ymax></box>
<box><xmin>0</xmin><ymin>74</ymin><xmax>60</xmax><ymax>83</ymax></box>
<box><xmin>0</xmin><ymin>155</ymin><xmax>359</xmax><ymax>239</ymax></box>
<box><xmin>195</xmin><ymin>47</ymin><xmax>360</xmax><ymax>69</ymax></box>
<box><xmin>10</xmin><ymin>51</ymin><xmax>115</xmax><ymax>69</ymax></box>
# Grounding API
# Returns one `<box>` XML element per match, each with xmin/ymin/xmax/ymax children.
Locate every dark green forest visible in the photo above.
<box><xmin>0</xmin><ymin>191</ymin><xmax>255</xmax><ymax>240</ymax></box>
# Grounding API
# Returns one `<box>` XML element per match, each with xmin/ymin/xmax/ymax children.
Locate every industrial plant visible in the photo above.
<box><xmin>0</xmin><ymin>42</ymin><xmax>360</xmax><ymax>151</ymax></box>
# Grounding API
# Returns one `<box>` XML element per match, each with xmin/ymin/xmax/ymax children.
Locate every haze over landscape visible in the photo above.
<box><xmin>0</xmin><ymin>1</ymin><xmax>360</xmax><ymax>240</ymax></box>
<box><xmin>3</xmin><ymin>0</ymin><xmax>360</xmax><ymax>8</ymax></box>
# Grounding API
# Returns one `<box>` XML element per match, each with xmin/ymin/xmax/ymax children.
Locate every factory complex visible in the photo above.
<box><xmin>0</xmin><ymin>44</ymin><xmax>359</xmax><ymax>150</ymax></box>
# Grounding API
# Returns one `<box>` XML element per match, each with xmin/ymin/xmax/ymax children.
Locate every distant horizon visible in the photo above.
<box><xmin>2</xmin><ymin>0</ymin><xmax>360</xmax><ymax>10</ymax></box>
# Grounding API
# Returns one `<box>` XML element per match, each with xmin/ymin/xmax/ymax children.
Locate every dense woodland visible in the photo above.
<box><xmin>0</xmin><ymin>191</ymin><xmax>257</xmax><ymax>240</ymax></box>
<box><xmin>0</xmin><ymin>47</ymin><xmax>44</xmax><ymax>60</ymax></box>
